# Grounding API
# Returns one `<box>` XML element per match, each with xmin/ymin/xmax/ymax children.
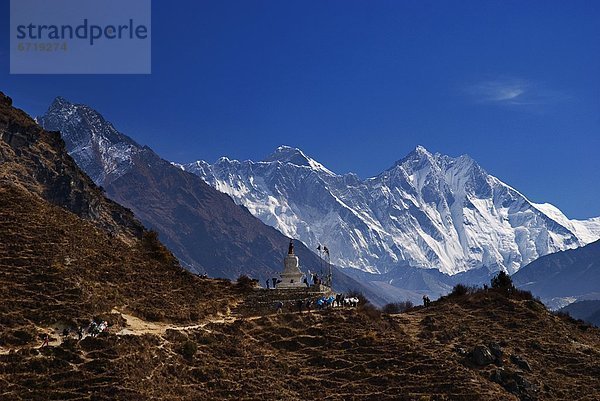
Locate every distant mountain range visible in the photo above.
<box><xmin>513</xmin><ymin>239</ymin><xmax>600</xmax><ymax>309</ymax></box>
<box><xmin>558</xmin><ymin>299</ymin><xmax>600</xmax><ymax>327</ymax></box>
<box><xmin>38</xmin><ymin>97</ymin><xmax>385</xmax><ymax>305</ymax></box>
<box><xmin>177</xmin><ymin>145</ymin><xmax>600</xmax><ymax>276</ymax></box>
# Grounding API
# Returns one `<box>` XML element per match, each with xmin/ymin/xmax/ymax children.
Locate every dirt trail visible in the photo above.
<box><xmin>111</xmin><ymin>309</ymin><xmax>268</xmax><ymax>336</ymax></box>
<box><xmin>0</xmin><ymin>310</ymin><xmax>241</xmax><ymax>354</ymax></box>
<box><xmin>0</xmin><ymin>308</ymin><xmax>418</xmax><ymax>354</ymax></box>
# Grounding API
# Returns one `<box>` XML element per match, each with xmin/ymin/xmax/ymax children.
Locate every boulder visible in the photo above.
<box><xmin>488</xmin><ymin>341</ymin><xmax>503</xmax><ymax>365</ymax></box>
<box><xmin>490</xmin><ymin>368</ymin><xmax>537</xmax><ymax>401</ymax></box>
<box><xmin>488</xmin><ymin>342</ymin><xmax>503</xmax><ymax>359</ymax></box>
<box><xmin>472</xmin><ymin>345</ymin><xmax>495</xmax><ymax>366</ymax></box>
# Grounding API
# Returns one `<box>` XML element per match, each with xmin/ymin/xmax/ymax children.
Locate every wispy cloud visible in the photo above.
<box><xmin>465</xmin><ymin>78</ymin><xmax>568</xmax><ymax>106</ymax></box>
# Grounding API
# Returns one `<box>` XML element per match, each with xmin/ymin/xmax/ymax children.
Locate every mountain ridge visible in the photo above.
<box><xmin>179</xmin><ymin>144</ymin><xmax>600</xmax><ymax>276</ymax></box>
<box><xmin>513</xmin><ymin>239</ymin><xmax>600</xmax><ymax>309</ymax></box>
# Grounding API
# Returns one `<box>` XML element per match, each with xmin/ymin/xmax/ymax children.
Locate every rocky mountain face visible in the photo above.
<box><xmin>513</xmin><ymin>239</ymin><xmax>600</xmax><ymax>309</ymax></box>
<box><xmin>180</xmin><ymin>145</ymin><xmax>600</xmax><ymax>276</ymax></box>
<box><xmin>1</xmin><ymin>94</ymin><xmax>142</xmax><ymax>241</ymax></box>
<box><xmin>38</xmin><ymin>98</ymin><xmax>382</xmax><ymax>303</ymax></box>
<box><xmin>37</xmin><ymin>97</ymin><xmax>138</xmax><ymax>186</ymax></box>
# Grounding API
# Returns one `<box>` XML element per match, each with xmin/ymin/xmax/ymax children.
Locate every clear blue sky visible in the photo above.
<box><xmin>1</xmin><ymin>1</ymin><xmax>599</xmax><ymax>218</ymax></box>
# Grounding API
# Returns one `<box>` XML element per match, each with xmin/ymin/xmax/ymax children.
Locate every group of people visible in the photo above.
<box><xmin>266</xmin><ymin>277</ymin><xmax>283</xmax><ymax>289</ymax></box>
<box><xmin>274</xmin><ymin>293</ymin><xmax>360</xmax><ymax>314</ymax></box>
<box><xmin>86</xmin><ymin>320</ymin><xmax>109</xmax><ymax>338</ymax></box>
<box><xmin>422</xmin><ymin>295</ymin><xmax>432</xmax><ymax>307</ymax></box>
<box><xmin>41</xmin><ymin>319</ymin><xmax>110</xmax><ymax>348</ymax></box>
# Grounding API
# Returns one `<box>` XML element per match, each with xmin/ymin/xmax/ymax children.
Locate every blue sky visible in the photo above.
<box><xmin>1</xmin><ymin>1</ymin><xmax>599</xmax><ymax>218</ymax></box>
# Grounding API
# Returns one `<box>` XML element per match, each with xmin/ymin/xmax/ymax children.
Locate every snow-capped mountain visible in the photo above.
<box><xmin>38</xmin><ymin>97</ymin><xmax>139</xmax><ymax>186</ymax></box>
<box><xmin>179</xmin><ymin>145</ymin><xmax>600</xmax><ymax>275</ymax></box>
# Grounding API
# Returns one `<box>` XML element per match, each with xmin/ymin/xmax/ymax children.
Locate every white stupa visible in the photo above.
<box><xmin>276</xmin><ymin>239</ymin><xmax>305</xmax><ymax>289</ymax></box>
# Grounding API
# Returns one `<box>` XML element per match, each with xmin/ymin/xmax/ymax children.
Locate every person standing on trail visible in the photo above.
<box><xmin>296</xmin><ymin>299</ymin><xmax>304</xmax><ymax>313</ymax></box>
<box><xmin>77</xmin><ymin>326</ymin><xmax>84</xmax><ymax>341</ymax></box>
<box><xmin>276</xmin><ymin>301</ymin><xmax>284</xmax><ymax>314</ymax></box>
<box><xmin>41</xmin><ymin>333</ymin><xmax>49</xmax><ymax>348</ymax></box>
<box><xmin>266</xmin><ymin>279</ymin><xmax>270</xmax><ymax>289</ymax></box>
<box><xmin>272</xmin><ymin>278</ymin><xmax>278</xmax><ymax>288</ymax></box>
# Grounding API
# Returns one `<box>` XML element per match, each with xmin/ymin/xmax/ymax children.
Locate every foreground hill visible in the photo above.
<box><xmin>2</xmin><ymin>283</ymin><xmax>599</xmax><ymax>400</ymax></box>
<box><xmin>38</xmin><ymin>97</ymin><xmax>382</xmax><ymax>304</ymax></box>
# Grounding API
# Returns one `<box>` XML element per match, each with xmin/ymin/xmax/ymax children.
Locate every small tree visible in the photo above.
<box><xmin>491</xmin><ymin>271</ymin><xmax>514</xmax><ymax>291</ymax></box>
<box><xmin>383</xmin><ymin>303</ymin><xmax>401</xmax><ymax>314</ymax></box>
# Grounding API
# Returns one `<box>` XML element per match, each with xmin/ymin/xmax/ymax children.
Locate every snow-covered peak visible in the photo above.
<box><xmin>263</xmin><ymin>145</ymin><xmax>335</xmax><ymax>175</ymax></box>
<box><xmin>184</xmin><ymin>145</ymin><xmax>600</xmax><ymax>276</ymax></box>
<box><xmin>39</xmin><ymin>98</ymin><xmax>140</xmax><ymax>185</ymax></box>
<box><xmin>390</xmin><ymin>145</ymin><xmax>433</xmax><ymax>166</ymax></box>
<box><xmin>49</xmin><ymin>96</ymin><xmax>72</xmax><ymax>109</ymax></box>
<box><xmin>414</xmin><ymin>144</ymin><xmax>432</xmax><ymax>157</ymax></box>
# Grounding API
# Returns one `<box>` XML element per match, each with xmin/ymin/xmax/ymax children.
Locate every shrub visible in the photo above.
<box><xmin>450</xmin><ymin>283</ymin><xmax>479</xmax><ymax>297</ymax></box>
<box><xmin>382</xmin><ymin>301</ymin><xmax>414</xmax><ymax>314</ymax></box>
<box><xmin>451</xmin><ymin>283</ymin><xmax>469</xmax><ymax>297</ymax></box>
<box><xmin>358</xmin><ymin>303</ymin><xmax>382</xmax><ymax>321</ymax></box>
<box><xmin>236</xmin><ymin>275</ymin><xmax>257</xmax><ymax>291</ymax></box>
<box><xmin>179</xmin><ymin>340</ymin><xmax>198</xmax><ymax>360</ymax></box>
<box><xmin>382</xmin><ymin>303</ymin><xmax>401</xmax><ymax>314</ymax></box>
<box><xmin>512</xmin><ymin>288</ymin><xmax>535</xmax><ymax>301</ymax></box>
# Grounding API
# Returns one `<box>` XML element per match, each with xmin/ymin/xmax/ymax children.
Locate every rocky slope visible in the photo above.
<box><xmin>180</xmin><ymin>146</ymin><xmax>600</xmax><ymax>276</ymax></box>
<box><xmin>3</xmin><ymin>276</ymin><xmax>600</xmax><ymax>400</ymax></box>
<box><xmin>38</xmin><ymin>97</ymin><xmax>380</xmax><ymax>302</ymax></box>
<box><xmin>1</xmin><ymin>95</ymin><xmax>141</xmax><ymax>241</ymax></box>
<box><xmin>0</xmin><ymin>91</ymin><xmax>240</xmax><ymax>329</ymax></box>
